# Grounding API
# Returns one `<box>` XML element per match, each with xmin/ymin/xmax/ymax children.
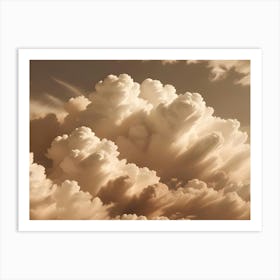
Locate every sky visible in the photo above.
<box><xmin>30</xmin><ymin>60</ymin><xmax>250</xmax><ymax>127</ymax></box>
<box><xmin>29</xmin><ymin>60</ymin><xmax>251</xmax><ymax>220</ymax></box>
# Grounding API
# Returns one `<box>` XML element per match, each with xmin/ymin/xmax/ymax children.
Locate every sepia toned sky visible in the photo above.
<box><xmin>30</xmin><ymin>60</ymin><xmax>251</xmax><ymax>220</ymax></box>
<box><xmin>30</xmin><ymin>60</ymin><xmax>250</xmax><ymax>127</ymax></box>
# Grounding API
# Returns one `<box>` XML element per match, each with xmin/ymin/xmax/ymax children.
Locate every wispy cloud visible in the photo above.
<box><xmin>207</xmin><ymin>60</ymin><xmax>250</xmax><ymax>86</ymax></box>
<box><xmin>160</xmin><ymin>60</ymin><xmax>250</xmax><ymax>86</ymax></box>
<box><xmin>52</xmin><ymin>77</ymin><xmax>82</xmax><ymax>97</ymax></box>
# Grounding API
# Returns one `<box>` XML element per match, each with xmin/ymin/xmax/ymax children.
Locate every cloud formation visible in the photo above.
<box><xmin>30</xmin><ymin>97</ymin><xmax>67</xmax><ymax>121</ymax></box>
<box><xmin>207</xmin><ymin>60</ymin><xmax>250</xmax><ymax>86</ymax></box>
<box><xmin>46</xmin><ymin>126</ymin><xmax>159</xmax><ymax>197</ymax></box>
<box><xmin>30</xmin><ymin>153</ymin><xmax>111</xmax><ymax>220</ymax></box>
<box><xmin>160</xmin><ymin>60</ymin><xmax>250</xmax><ymax>86</ymax></box>
<box><xmin>30</xmin><ymin>74</ymin><xmax>250</xmax><ymax>220</ymax></box>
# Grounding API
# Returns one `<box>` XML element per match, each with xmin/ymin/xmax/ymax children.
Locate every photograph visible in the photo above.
<box><xmin>2</xmin><ymin>0</ymin><xmax>278</xmax><ymax>278</ymax></box>
<box><xmin>29</xmin><ymin>58</ymin><xmax>251</xmax><ymax>221</ymax></box>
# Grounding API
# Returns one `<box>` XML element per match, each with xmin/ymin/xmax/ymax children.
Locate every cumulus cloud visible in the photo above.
<box><xmin>30</xmin><ymin>153</ymin><xmax>111</xmax><ymax>220</ymax></box>
<box><xmin>64</xmin><ymin>96</ymin><xmax>90</xmax><ymax>114</ymax></box>
<box><xmin>124</xmin><ymin>179</ymin><xmax>250</xmax><ymax>220</ymax></box>
<box><xmin>30</xmin><ymin>74</ymin><xmax>250</xmax><ymax>220</ymax></box>
<box><xmin>46</xmin><ymin>126</ymin><xmax>159</xmax><ymax>197</ymax></box>
<box><xmin>30</xmin><ymin>151</ymin><xmax>249</xmax><ymax>220</ymax></box>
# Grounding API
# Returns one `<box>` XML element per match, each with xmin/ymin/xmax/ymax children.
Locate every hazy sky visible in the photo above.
<box><xmin>29</xmin><ymin>60</ymin><xmax>251</xmax><ymax>220</ymax></box>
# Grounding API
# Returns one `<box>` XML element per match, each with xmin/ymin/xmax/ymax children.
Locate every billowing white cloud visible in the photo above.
<box><xmin>30</xmin><ymin>153</ymin><xmax>111</xmax><ymax>220</ymax></box>
<box><xmin>47</xmin><ymin>126</ymin><xmax>160</xmax><ymax>197</ymax></box>
<box><xmin>30</xmin><ymin>153</ymin><xmax>54</xmax><ymax>205</ymax></box>
<box><xmin>112</xmin><ymin>179</ymin><xmax>249</xmax><ymax>220</ymax></box>
<box><xmin>140</xmin><ymin>78</ymin><xmax>177</xmax><ymax>107</ymax></box>
<box><xmin>31</xmin><ymin>152</ymin><xmax>249</xmax><ymax>220</ymax></box>
<box><xmin>59</xmin><ymin>74</ymin><xmax>249</xmax><ymax>185</ymax></box>
<box><xmin>30</xmin><ymin>74</ymin><xmax>250</xmax><ymax>220</ymax></box>
<box><xmin>64</xmin><ymin>96</ymin><xmax>90</xmax><ymax>115</ymax></box>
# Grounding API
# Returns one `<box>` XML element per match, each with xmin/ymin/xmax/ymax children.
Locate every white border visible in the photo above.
<box><xmin>18</xmin><ymin>49</ymin><xmax>262</xmax><ymax>232</ymax></box>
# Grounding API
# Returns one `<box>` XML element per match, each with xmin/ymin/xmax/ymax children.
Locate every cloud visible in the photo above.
<box><xmin>61</xmin><ymin>74</ymin><xmax>152</xmax><ymax>138</ymax></box>
<box><xmin>30</xmin><ymin>153</ymin><xmax>54</xmax><ymax>205</ymax></box>
<box><xmin>207</xmin><ymin>60</ymin><xmax>250</xmax><ymax>86</ymax></box>
<box><xmin>52</xmin><ymin>77</ymin><xmax>82</xmax><ymax>97</ymax></box>
<box><xmin>64</xmin><ymin>96</ymin><xmax>91</xmax><ymax>114</ymax></box>
<box><xmin>161</xmin><ymin>60</ymin><xmax>179</xmax><ymax>65</ymax></box>
<box><xmin>62</xmin><ymin>74</ymin><xmax>249</xmax><ymax>185</ymax></box>
<box><xmin>30</xmin><ymin>153</ymin><xmax>249</xmax><ymax>220</ymax></box>
<box><xmin>30</xmin><ymin>114</ymin><xmax>61</xmax><ymax>167</ymax></box>
<box><xmin>46</xmin><ymin>126</ymin><xmax>160</xmax><ymax>197</ymax></box>
<box><xmin>124</xmin><ymin>179</ymin><xmax>250</xmax><ymax>220</ymax></box>
<box><xmin>161</xmin><ymin>60</ymin><xmax>201</xmax><ymax>65</ymax></box>
<box><xmin>30</xmin><ymin>98</ymin><xmax>67</xmax><ymax>121</ymax></box>
<box><xmin>30</xmin><ymin>77</ymin><xmax>86</xmax><ymax>121</ymax></box>
<box><xmin>30</xmin><ymin>153</ymin><xmax>111</xmax><ymax>220</ymax></box>
<box><xmin>116</xmin><ymin>214</ymin><xmax>148</xmax><ymax>220</ymax></box>
<box><xmin>30</xmin><ymin>74</ymin><xmax>250</xmax><ymax>220</ymax></box>
<box><xmin>160</xmin><ymin>60</ymin><xmax>250</xmax><ymax>86</ymax></box>
<box><xmin>186</xmin><ymin>60</ymin><xmax>200</xmax><ymax>65</ymax></box>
